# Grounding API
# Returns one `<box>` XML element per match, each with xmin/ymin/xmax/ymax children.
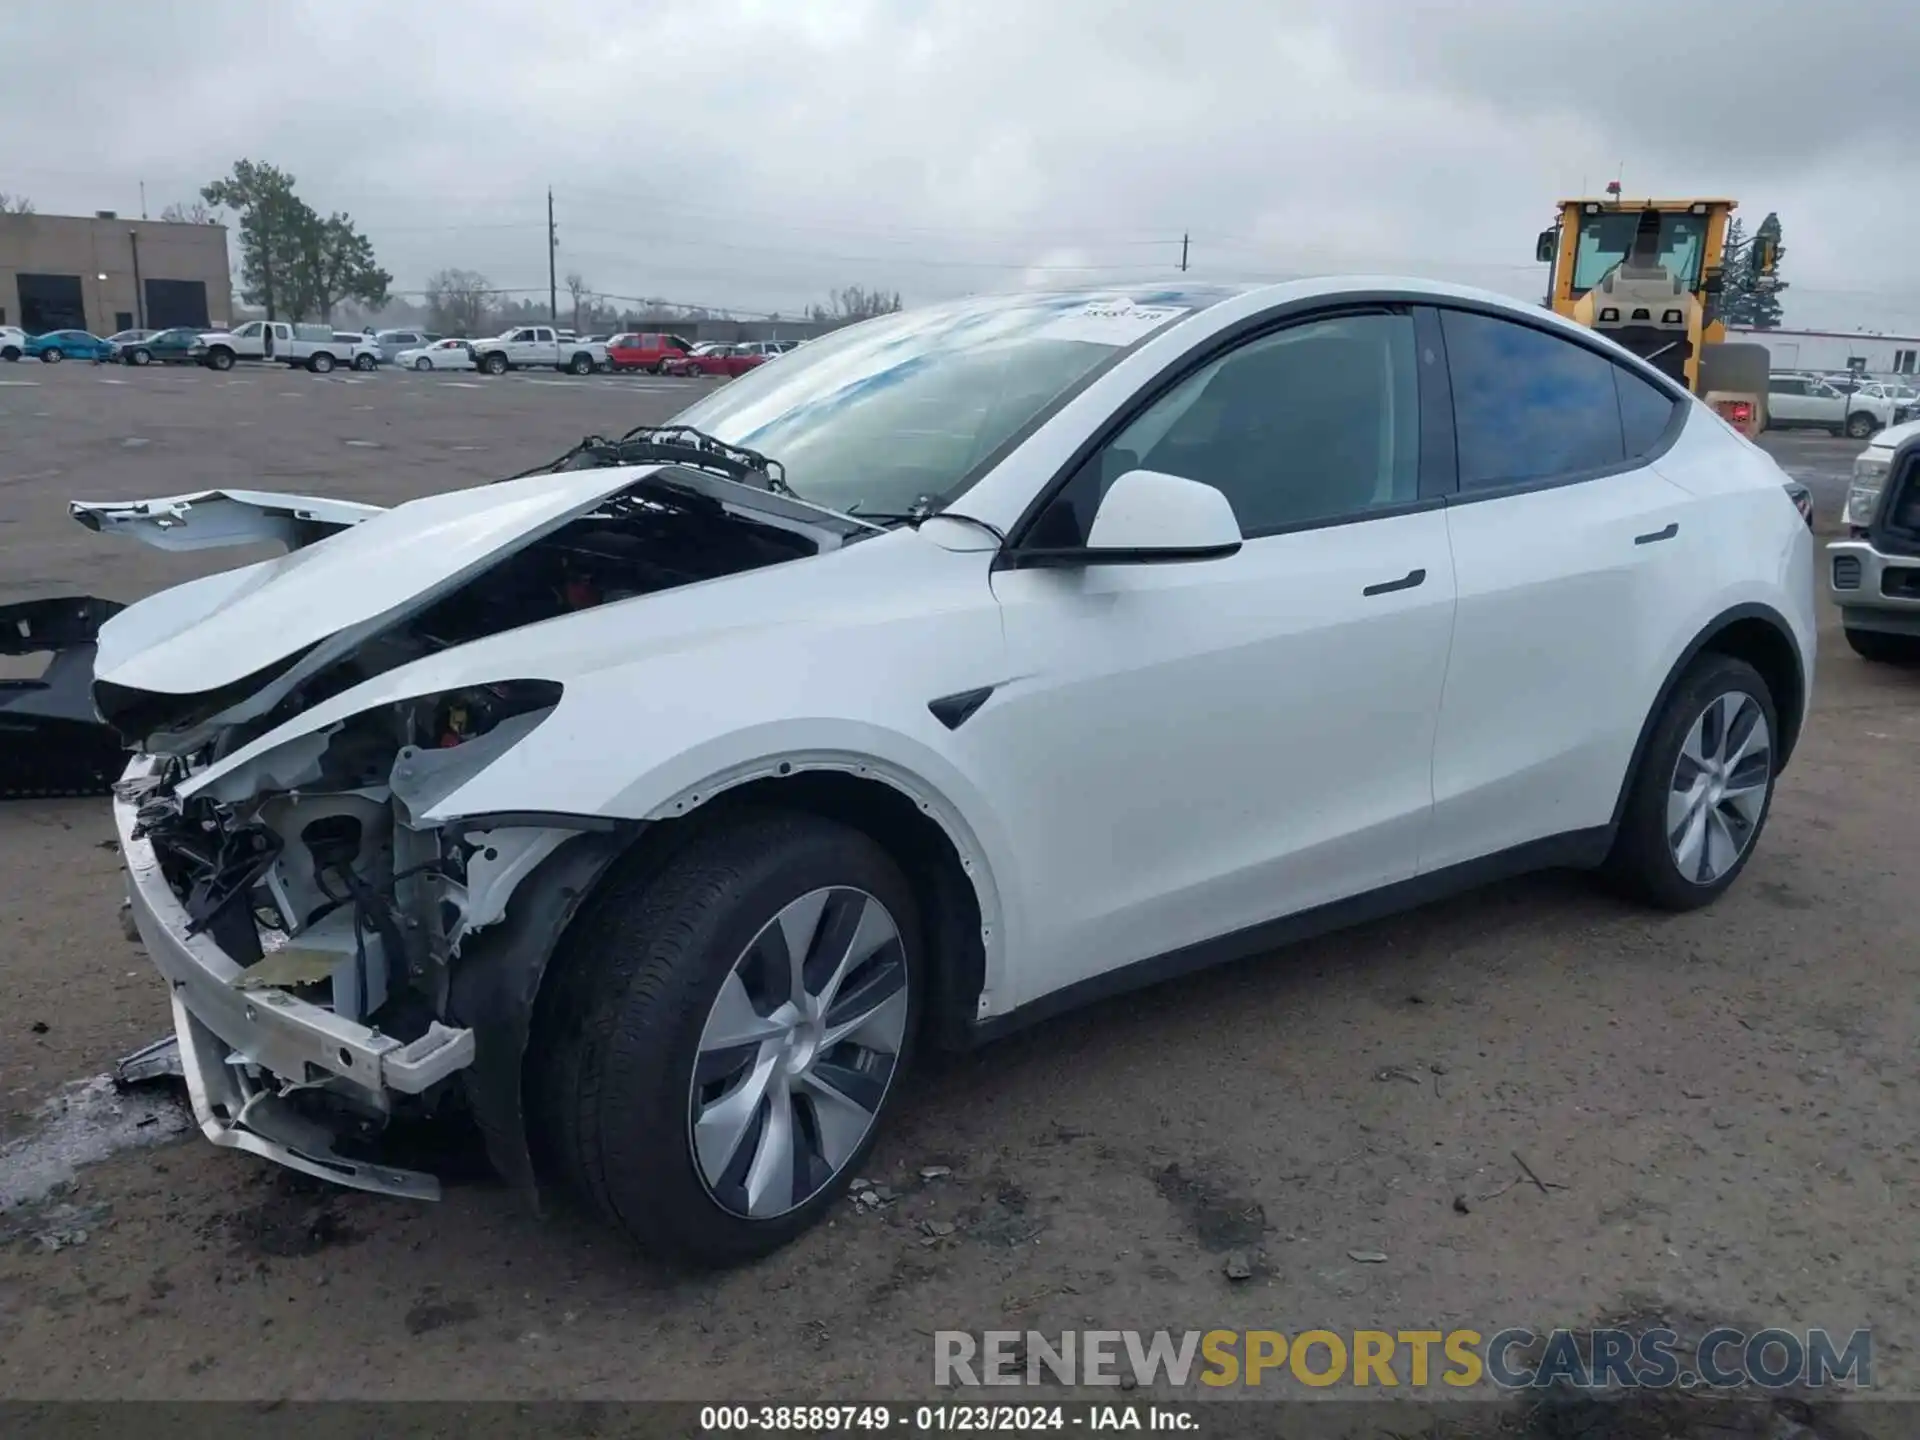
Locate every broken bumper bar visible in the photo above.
<box><xmin>116</xmin><ymin>760</ymin><xmax>474</xmax><ymax>1199</ymax></box>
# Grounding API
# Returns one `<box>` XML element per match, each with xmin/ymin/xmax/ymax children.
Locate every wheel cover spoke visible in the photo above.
<box><xmin>693</xmin><ymin>1046</ymin><xmax>778</xmax><ymax>1186</ymax></box>
<box><xmin>689</xmin><ymin>884</ymin><xmax>908</xmax><ymax>1219</ymax></box>
<box><xmin>741</xmin><ymin>1082</ymin><xmax>800</xmax><ymax>1218</ymax></box>
<box><xmin>796</xmin><ymin>1070</ymin><xmax>880</xmax><ymax>1171</ymax></box>
<box><xmin>823</xmin><ymin>964</ymin><xmax>908</xmax><ymax>1052</ymax></box>
<box><xmin>1667</xmin><ymin>689</ymin><xmax>1772</xmax><ymax>885</ymax></box>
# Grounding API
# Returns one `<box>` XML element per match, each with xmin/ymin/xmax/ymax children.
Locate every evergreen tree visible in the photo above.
<box><xmin>1720</xmin><ymin>213</ymin><xmax>1787</xmax><ymax>330</ymax></box>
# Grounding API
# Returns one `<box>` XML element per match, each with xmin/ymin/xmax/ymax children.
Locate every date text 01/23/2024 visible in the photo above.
<box><xmin>699</xmin><ymin>1405</ymin><xmax>1193</xmax><ymax>1432</ymax></box>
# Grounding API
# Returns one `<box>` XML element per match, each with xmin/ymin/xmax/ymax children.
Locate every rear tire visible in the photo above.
<box><xmin>1847</xmin><ymin>411</ymin><xmax>1877</xmax><ymax>438</ymax></box>
<box><xmin>1845</xmin><ymin>627</ymin><xmax>1920</xmax><ymax>663</ymax></box>
<box><xmin>41</xmin><ymin>348</ymin><xmax>63</xmax><ymax>363</ymax></box>
<box><xmin>309</xmin><ymin>352</ymin><xmax>335</xmax><ymax>374</ymax></box>
<box><xmin>1604</xmin><ymin>653</ymin><xmax>1778</xmax><ymax>912</ymax></box>
<box><xmin>530</xmin><ymin>810</ymin><xmax>920</xmax><ymax>1266</ymax></box>
<box><xmin>353</xmin><ymin>353</ymin><xmax>377</xmax><ymax>371</ymax></box>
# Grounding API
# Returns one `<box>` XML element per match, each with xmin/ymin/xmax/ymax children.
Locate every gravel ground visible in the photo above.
<box><xmin>0</xmin><ymin>361</ymin><xmax>1914</xmax><ymax>1426</ymax></box>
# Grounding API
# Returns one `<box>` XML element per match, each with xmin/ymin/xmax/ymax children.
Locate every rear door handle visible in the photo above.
<box><xmin>1362</xmin><ymin>568</ymin><xmax>1426</xmax><ymax>597</ymax></box>
<box><xmin>1635</xmin><ymin>522</ymin><xmax>1679</xmax><ymax>545</ymax></box>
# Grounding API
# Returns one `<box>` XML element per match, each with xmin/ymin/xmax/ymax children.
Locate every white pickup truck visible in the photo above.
<box><xmin>191</xmin><ymin>321</ymin><xmax>381</xmax><ymax>374</ymax></box>
<box><xmin>469</xmin><ymin>325</ymin><xmax>608</xmax><ymax>376</ymax></box>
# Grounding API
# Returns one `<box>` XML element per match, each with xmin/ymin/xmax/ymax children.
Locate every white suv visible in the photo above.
<box><xmin>80</xmin><ymin>279</ymin><xmax>1815</xmax><ymax>1264</ymax></box>
<box><xmin>1767</xmin><ymin>373</ymin><xmax>1897</xmax><ymax>437</ymax></box>
<box><xmin>0</xmin><ymin>325</ymin><xmax>25</xmax><ymax>361</ymax></box>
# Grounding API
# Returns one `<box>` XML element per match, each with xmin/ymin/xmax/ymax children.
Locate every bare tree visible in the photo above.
<box><xmin>565</xmin><ymin>271</ymin><xmax>590</xmax><ymax>332</ymax></box>
<box><xmin>160</xmin><ymin>199</ymin><xmax>215</xmax><ymax>224</ymax></box>
<box><xmin>0</xmin><ymin>192</ymin><xmax>34</xmax><ymax>215</ymax></box>
<box><xmin>809</xmin><ymin>285</ymin><xmax>903</xmax><ymax>325</ymax></box>
<box><xmin>424</xmin><ymin>268</ymin><xmax>494</xmax><ymax>336</ymax></box>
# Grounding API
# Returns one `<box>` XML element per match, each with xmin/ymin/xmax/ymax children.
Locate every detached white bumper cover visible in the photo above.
<box><xmin>116</xmin><ymin>760</ymin><xmax>473</xmax><ymax>1199</ymax></box>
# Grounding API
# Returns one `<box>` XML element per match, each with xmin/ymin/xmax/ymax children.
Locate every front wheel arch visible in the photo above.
<box><xmin>1608</xmin><ymin>603</ymin><xmax>1806</xmax><ymax>832</ymax></box>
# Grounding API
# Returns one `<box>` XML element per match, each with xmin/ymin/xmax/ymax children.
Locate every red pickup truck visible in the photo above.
<box><xmin>606</xmin><ymin>332</ymin><xmax>695</xmax><ymax>374</ymax></box>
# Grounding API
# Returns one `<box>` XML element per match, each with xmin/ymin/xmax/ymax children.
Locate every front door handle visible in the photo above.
<box><xmin>1362</xmin><ymin>567</ymin><xmax>1426</xmax><ymax>597</ymax></box>
<box><xmin>1635</xmin><ymin>521</ymin><xmax>1679</xmax><ymax>545</ymax></box>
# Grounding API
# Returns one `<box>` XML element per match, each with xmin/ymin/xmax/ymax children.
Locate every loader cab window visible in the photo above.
<box><xmin>1570</xmin><ymin>212</ymin><xmax>1708</xmax><ymax>295</ymax></box>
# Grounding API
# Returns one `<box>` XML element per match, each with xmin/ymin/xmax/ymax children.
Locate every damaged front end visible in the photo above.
<box><xmin>113</xmin><ymin>681</ymin><xmax>577</xmax><ymax>1198</ymax></box>
<box><xmin>96</xmin><ymin>441</ymin><xmax>876</xmax><ymax>1199</ymax></box>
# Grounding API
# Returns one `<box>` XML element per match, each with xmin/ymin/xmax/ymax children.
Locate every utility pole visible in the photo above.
<box><xmin>1180</xmin><ymin>232</ymin><xmax>1189</xmax><ymax>273</ymax></box>
<box><xmin>547</xmin><ymin>188</ymin><xmax>558</xmax><ymax>324</ymax></box>
<box><xmin>139</xmin><ymin>181</ymin><xmax>147</xmax><ymax>220</ymax></box>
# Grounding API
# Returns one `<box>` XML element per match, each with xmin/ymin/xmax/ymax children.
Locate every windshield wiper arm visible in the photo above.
<box><xmin>508</xmin><ymin>424</ymin><xmax>790</xmax><ymax>493</ymax></box>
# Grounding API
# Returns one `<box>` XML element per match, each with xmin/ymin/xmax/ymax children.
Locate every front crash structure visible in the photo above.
<box><xmin>80</xmin><ymin>441</ymin><xmax>874</xmax><ymax>1201</ymax></box>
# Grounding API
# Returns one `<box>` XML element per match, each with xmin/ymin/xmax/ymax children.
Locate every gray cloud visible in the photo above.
<box><xmin>2</xmin><ymin>0</ymin><xmax>1912</xmax><ymax>329</ymax></box>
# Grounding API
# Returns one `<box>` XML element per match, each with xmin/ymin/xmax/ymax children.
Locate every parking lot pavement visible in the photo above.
<box><xmin>1</xmin><ymin>370</ymin><xmax>1918</xmax><ymax>1404</ymax></box>
<box><xmin>0</xmin><ymin>361</ymin><xmax>709</xmax><ymax>604</ymax></box>
<box><xmin>1758</xmin><ymin>427</ymin><xmax>1866</xmax><ymax>527</ymax></box>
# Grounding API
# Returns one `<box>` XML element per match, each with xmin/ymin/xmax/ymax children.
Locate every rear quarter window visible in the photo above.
<box><xmin>1615</xmin><ymin>366</ymin><xmax>1680</xmax><ymax>457</ymax></box>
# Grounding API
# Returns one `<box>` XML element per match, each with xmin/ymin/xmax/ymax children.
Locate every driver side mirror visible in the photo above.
<box><xmin>1535</xmin><ymin>229</ymin><xmax>1557</xmax><ymax>264</ymax></box>
<box><xmin>1009</xmin><ymin>469</ymin><xmax>1243</xmax><ymax>569</ymax></box>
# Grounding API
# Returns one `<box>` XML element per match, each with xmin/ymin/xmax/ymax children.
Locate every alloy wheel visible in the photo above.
<box><xmin>689</xmin><ymin>886</ymin><xmax>909</xmax><ymax>1219</ymax></box>
<box><xmin>1667</xmin><ymin>690</ymin><xmax>1771</xmax><ymax>884</ymax></box>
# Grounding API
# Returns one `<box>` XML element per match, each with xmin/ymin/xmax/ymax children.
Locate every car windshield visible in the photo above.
<box><xmin>669</xmin><ymin>289</ymin><xmax>1230</xmax><ymax>516</ymax></box>
<box><xmin>1570</xmin><ymin>211</ymin><xmax>1709</xmax><ymax>293</ymax></box>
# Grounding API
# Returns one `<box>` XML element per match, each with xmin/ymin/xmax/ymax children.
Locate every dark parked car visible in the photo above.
<box><xmin>118</xmin><ymin>327</ymin><xmax>205</xmax><ymax>366</ymax></box>
<box><xmin>105</xmin><ymin>329</ymin><xmax>157</xmax><ymax>361</ymax></box>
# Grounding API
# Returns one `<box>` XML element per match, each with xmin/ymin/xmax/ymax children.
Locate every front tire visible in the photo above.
<box><xmin>1845</xmin><ymin>627</ymin><xmax>1920</xmax><ymax>663</ymax></box>
<box><xmin>482</xmin><ymin>352</ymin><xmax>508</xmax><ymax>375</ymax></box>
<box><xmin>129</xmin><ymin>347</ymin><xmax>152</xmax><ymax>366</ymax></box>
<box><xmin>1847</xmin><ymin>411</ymin><xmax>1878</xmax><ymax>438</ymax></box>
<box><xmin>1605</xmin><ymin>653</ymin><xmax>1778</xmax><ymax>911</ymax></box>
<box><xmin>0</xmin><ymin>346</ymin><xmax>18</xmax><ymax>361</ymax></box>
<box><xmin>531</xmin><ymin>811</ymin><xmax>920</xmax><ymax>1266</ymax></box>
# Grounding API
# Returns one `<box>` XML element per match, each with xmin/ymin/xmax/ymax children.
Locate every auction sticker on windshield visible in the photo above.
<box><xmin>1034</xmin><ymin>301</ymin><xmax>1188</xmax><ymax>346</ymax></box>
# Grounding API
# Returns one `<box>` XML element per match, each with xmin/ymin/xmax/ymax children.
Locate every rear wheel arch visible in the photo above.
<box><xmin>1610</xmin><ymin>602</ymin><xmax>1807</xmax><ymax>830</ymax></box>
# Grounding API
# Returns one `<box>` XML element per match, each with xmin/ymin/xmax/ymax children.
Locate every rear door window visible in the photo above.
<box><xmin>1440</xmin><ymin>309</ymin><xmax>1624</xmax><ymax>489</ymax></box>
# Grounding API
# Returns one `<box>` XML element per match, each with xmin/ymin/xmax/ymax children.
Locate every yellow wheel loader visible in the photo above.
<box><xmin>1536</xmin><ymin>196</ymin><xmax>1779</xmax><ymax>436</ymax></box>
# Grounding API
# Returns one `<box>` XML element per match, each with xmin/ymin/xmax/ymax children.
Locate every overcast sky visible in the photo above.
<box><xmin>3</xmin><ymin>0</ymin><xmax>1912</xmax><ymax>331</ymax></box>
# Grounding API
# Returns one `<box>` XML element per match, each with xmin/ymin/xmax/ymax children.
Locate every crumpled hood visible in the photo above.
<box><xmin>93</xmin><ymin>469</ymin><xmax>647</xmax><ymax>698</ymax></box>
<box><xmin>85</xmin><ymin>463</ymin><xmax>876</xmax><ymax>752</ymax></box>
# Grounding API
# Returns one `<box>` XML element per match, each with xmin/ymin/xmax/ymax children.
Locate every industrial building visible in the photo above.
<box><xmin>1728</xmin><ymin>325</ymin><xmax>1920</xmax><ymax>377</ymax></box>
<box><xmin>0</xmin><ymin>210</ymin><xmax>231</xmax><ymax>335</ymax></box>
